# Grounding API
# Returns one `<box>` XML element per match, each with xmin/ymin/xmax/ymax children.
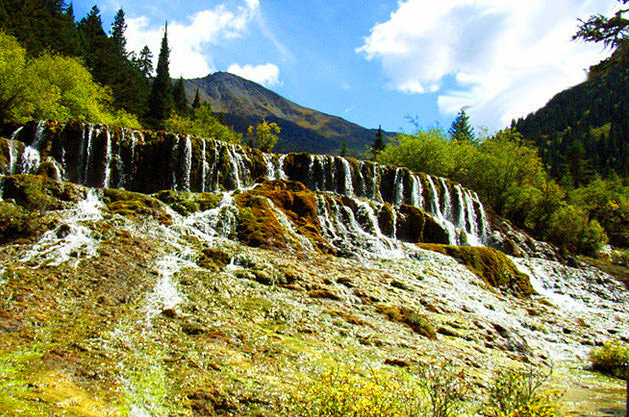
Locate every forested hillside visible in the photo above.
<box><xmin>514</xmin><ymin>45</ymin><xmax>628</xmax><ymax>186</ymax></box>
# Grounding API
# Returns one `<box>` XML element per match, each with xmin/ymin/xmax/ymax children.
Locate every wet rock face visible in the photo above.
<box><xmin>1</xmin><ymin>120</ymin><xmax>492</xmax><ymax>247</ymax></box>
<box><xmin>417</xmin><ymin>243</ymin><xmax>535</xmax><ymax>297</ymax></box>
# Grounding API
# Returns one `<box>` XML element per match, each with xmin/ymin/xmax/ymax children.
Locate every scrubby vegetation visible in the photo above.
<box><xmin>378</xmin><ymin>128</ymin><xmax>627</xmax><ymax>255</ymax></box>
<box><xmin>589</xmin><ymin>340</ymin><xmax>629</xmax><ymax>380</ymax></box>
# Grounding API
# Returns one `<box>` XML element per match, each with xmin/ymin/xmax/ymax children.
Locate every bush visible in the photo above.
<box><xmin>589</xmin><ymin>340</ymin><xmax>629</xmax><ymax>380</ymax></box>
<box><xmin>484</xmin><ymin>367</ymin><xmax>561</xmax><ymax>417</ymax></box>
<box><xmin>282</xmin><ymin>361</ymin><xmax>469</xmax><ymax>417</ymax></box>
<box><xmin>547</xmin><ymin>204</ymin><xmax>608</xmax><ymax>255</ymax></box>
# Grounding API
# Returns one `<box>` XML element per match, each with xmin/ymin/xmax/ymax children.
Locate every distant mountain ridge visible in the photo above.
<box><xmin>183</xmin><ymin>72</ymin><xmax>392</xmax><ymax>155</ymax></box>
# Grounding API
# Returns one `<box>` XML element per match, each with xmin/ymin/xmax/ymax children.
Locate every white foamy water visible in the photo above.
<box><xmin>19</xmin><ymin>190</ymin><xmax>104</xmax><ymax>268</ymax></box>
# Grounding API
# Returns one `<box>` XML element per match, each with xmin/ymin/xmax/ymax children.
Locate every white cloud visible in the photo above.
<box><xmin>227</xmin><ymin>63</ymin><xmax>282</xmax><ymax>87</ymax></box>
<box><xmin>125</xmin><ymin>0</ymin><xmax>259</xmax><ymax>78</ymax></box>
<box><xmin>357</xmin><ymin>0</ymin><xmax>616</xmax><ymax>129</ymax></box>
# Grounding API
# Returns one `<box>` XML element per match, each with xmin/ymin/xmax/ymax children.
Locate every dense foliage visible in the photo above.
<box><xmin>164</xmin><ymin>106</ymin><xmax>242</xmax><ymax>144</ymax></box>
<box><xmin>589</xmin><ymin>340</ymin><xmax>629</xmax><ymax>380</ymax></box>
<box><xmin>0</xmin><ymin>31</ymin><xmax>139</xmax><ymax>127</ymax></box>
<box><xmin>377</xmin><ymin>128</ymin><xmax>626</xmax><ymax>254</ymax></box>
<box><xmin>0</xmin><ymin>2</ymin><xmax>243</xmax><ymax>142</ymax></box>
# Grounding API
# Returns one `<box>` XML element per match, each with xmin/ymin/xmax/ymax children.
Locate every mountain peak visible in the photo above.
<box><xmin>183</xmin><ymin>72</ymin><xmax>390</xmax><ymax>154</ymax></box>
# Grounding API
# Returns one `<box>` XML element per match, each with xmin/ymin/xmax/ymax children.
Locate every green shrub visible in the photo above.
<box><xmin>484</xmin><ymin>367</ymin><xmax>561</xmax><ymax>417</ymax></box>
<box><xmin>589</xmin><ymin>340</ymin><xmax>629</xmax><ymax>379</ymax></box>
<box><xmin>282</xmin><ymin>361</ymin><xmax>469</xmax><ymax>417</ymax></box>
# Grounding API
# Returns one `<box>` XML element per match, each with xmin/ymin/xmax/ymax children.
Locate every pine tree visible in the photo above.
<box><xmin>134</xmin><ymin>46</ymin><xmax>154</xmax><ymax>77</ymax></box>
<box><xmin>173</xmin><ymin>77</ymin><xmax>187</xmax><ymax>114</ymax></box>
<box><xmin>111</xmin><ymin>8</ymin><xmax>127</xmax><ymax>56</ymax></box>
<box><xmin>192</xmin><ymin>88</ymin><xmax>201</xmax><ymax>109</ymax></box>
<box><xmin>340</xmin><ymin>141</ymin><xmax>348</xmax><ymax>157</ymax></box>
<box><xmin>147</xmin><ymin>23</ymin><xmax>173</xmax><ymax>128</ymax></box>
<box><xmin>371</xmin><ymin>125</ymin><xmax>385</xmax><ymax>160</ymax></box>
<box><xmin>449</xmin><ymin>108</ymin><xmax>475</xmax><ymax>143</ymax></box>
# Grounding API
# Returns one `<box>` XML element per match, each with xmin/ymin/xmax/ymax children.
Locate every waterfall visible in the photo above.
<box><xmin>201</xmin><ymin>139</ymin><xmax>208</xmax><ymax>192</ymax></box>
<box><xmin>340</xmin><ymin>158</ymin><xmax>354</xmax><ymax>195</ymax></box>
<box><xmin>263</xmin><ymin>153</ymin><xmax>276</xmax><ymax>180</ymax></box>
<box><xmin>103</xmin><ymin>130</ymin><xmax>113</xmax><ymax>188</ymax></box>
<box><xmin>4</xmin><ymin>120</ymin><xmax>495</xmax><ymax>251</ymax></box>
<box><xmin>182</xmin><ymin>136</ymin><xmax>192</xmax><ymax>191</ymax></box>
<box><xmin>393</xmin><ymin>167</ymin><xmax>404</xmax><ymax>206</ymax></box>
<box><xmin>277</xmin><ymin>154</ymin><xmax>287</xmax><ymax>180</ymax></box>
<box><xmin>425</xmin><ymin>175</ymin><xmax>442</xmax><ymax>219</ymax></box>
<box><xmin>80</xmin><ymin>125</ymin><xmax>95</xmax><ymax>185</ymax></box>
<box><xmin>19</xmin><ymin>121</ymin><xmax>46</xmax><ymax>174</ymax></box>
<box><xmin>7</xmin><ymin>140</ymin><xmax>20</xmax><ymax>175</ymax></box>
<box><xmin>454</xmin><ymin>184</ymin><xmax>467</xmax><ymax>230</ymax></box>
<box><xmin>440</xmin><ymin>178</ymin><xmax>452</xmax><ymax>220</ymax></box>
<box><xmin>127</xmin><ymin>131</ymin><xmax>138</xmax><ymax>189</ymax></box>
<box><xmin>115</xmin><ymin>129</ymin><xmax>125</xmax><ymax>189</ymax></box>
<box><xmin>10</xmin><ymin>126</ymin><xmax>23</xmax><ymax>141</ymax></box>
<box><xmin>170</xmin><ymin>136</ymin><xmax>180</xmax><ymax>190</ymax></box>
<box><xmin>410</xmin><ymin>174</ymin><xmax>422</xmax><ymax>208</ymax></box>
<box><xmin>463</xmin><ymin>189</ymin><xmax>479</xmax><ymax>242</ymax></box>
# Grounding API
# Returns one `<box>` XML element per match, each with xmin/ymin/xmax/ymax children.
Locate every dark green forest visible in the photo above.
<box><xmin>514</xmin><ymin>46</ymin><xmax>628</xmax><ymax>185</ymax></box>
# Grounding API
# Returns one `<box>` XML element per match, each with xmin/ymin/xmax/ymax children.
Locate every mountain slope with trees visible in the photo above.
<box><xmin>183</xmin><ymin>72</ymin><xmax>393</xmax><ymax>154</ymax></box>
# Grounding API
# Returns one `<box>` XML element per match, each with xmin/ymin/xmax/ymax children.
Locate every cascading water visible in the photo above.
<box><xmin>439</xmin><ymin>178</ymin><xmax>452</xmax><ymax>220</ymax></box>
<box><xmin>103</xmin><ymin>130</ymin><xmax>113</xmax><ymax>188</ymax></box>
<box><xmin>19</xmin><ymin>121</ymin><xmax>46</xmax><ymax>174</ymax></box>
<box><xmin>393</xmin><ymin>167</ymin><xmax>404</xmax><ymax>206</ymax></box>
<box><xmin>182</xmin><ymin>135</ymin><xmax>192</xmax><ymax>191</ymax></box>
<box><xmin>410</xmin><ymin>174</ymin><xmax>422</xmax><ymax>208</ymax></box>
<box><xmin>3</xmin><ymin>120</ymin><xmax>495</xmax><ymax>249</ymax></box>
<box><xmin>340</xmin><ymin>158</ymin><xmax>354</xmax><ymax>196</ymax></box>
<box><xmin>201</xmin><ymin>139</ymin><xmax>208</xmax><ymax>192</ymax></box>
<box><xmin>19</xmin><ymin>190</ymin><xmax>104</xmax><ymax>268</ymax></box>
<box><xmin>7</xmin><ymin>140</ymin><xmax>20</xmax><ymax>175</ymax></box>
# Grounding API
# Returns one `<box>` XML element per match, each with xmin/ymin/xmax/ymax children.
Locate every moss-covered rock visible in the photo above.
<box><xmin>417</xmin><ymin>244</ymin><xmax>534</xmax><ymax>297</ymax></box>
<box><xmin>0</xmin><ymin>201</ymin><xmax>56</xmax><ymax>244</ymax></box>
<box><xmin>375</xmin><ymin>305</ymin><xmax>437</xmax><ymax>340</ymax></box>
<box><xmin>397</xmin><ymin>204</ymin><xmax>450</xmax><ymax>244</ymax></box>
<box><xmin>152</xmin><ymin>189</ymin><xmax>221</xmax><ymax>215</ymax></box>
<box><xmin>103</xmin><ymin>188</ymin><xmax>168</xmax><ymax>220</ymax></box>
<box><xmin>1</xmin><ymin>175</ymin><xmax>85</xmax><ymax>211</ymax></box>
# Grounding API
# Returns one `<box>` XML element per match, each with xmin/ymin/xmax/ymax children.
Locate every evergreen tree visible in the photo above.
<box><xmin>111</xmin><ymin>8</ymin><xmax>127</xmax><ymax>56</ymax></box>
<box><xmin>147</xmin><ymin>23</ymin><xmax>173</xmax><ymax>128</ymax></box>
<box><xmin>340</xmin><ymin>140</ymin><xmax>348</xmax><ymax>157</ymax></box>
<box><xmin>192</xmin><ymin>88</ymin><xmax>201</xmax><ymax>109</ymax></box>
<box><xmin>134</xmin><ymin>46</ymin><xmax>154</xmax><ymax>77</ymax></box>
<box><xmin>371</xmin><ymin>125</ymin><xmax>385</xmax><ymax>160</ymax></box>
<box><xmin>173</xmin><ymin>76</ymin><xmax>187</xmax><ymax>114</ymax></box>
<box><xmin>78</xmin><ymin>6</ymin><xmax>149</xmax><ymax>118</ymax></box>
<box><xmin>449</xmin><ymin>108</ymin><xmax>475</xmax><ymax>143</ymax></box>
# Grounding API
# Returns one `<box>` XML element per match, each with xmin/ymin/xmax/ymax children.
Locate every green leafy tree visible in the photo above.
<box><xmin>449</xmin><ymin>108</ymin><xmax>475</xmax><ymax>143</ymax></box>
<box><xmin>247</xmin><ymin>120</ymin><xmax>281</xmax><ymax>152</ymax></box>
<box><xmin>0</xmin><ymin>31</ymin><xmax>140</xmax><ymax>127</ymax></box>
<box><xmin>147</xmin><ymin>23</ymin><xmax>173</xmax><ymax>128</ymax></box>
<box><xmin>0</xmin><ymin>30</ymin><xmax>28</xmax><ymax>123</ymax></box>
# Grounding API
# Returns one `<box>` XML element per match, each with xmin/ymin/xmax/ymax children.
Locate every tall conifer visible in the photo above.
<box><xmin>147</xmin><ymin>23</ymin><xmax>173</xmax><ymax>128</ymax></box>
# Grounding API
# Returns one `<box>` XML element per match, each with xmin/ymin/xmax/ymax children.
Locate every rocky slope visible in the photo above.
<box><xmin>0</xmin><ymin>121</ymin><xmax>627</xmax><ymax>416</ymax></box>
<box><xmin>183</xmin><ymin>72</ymin><xmax>394</xmax><ymax>154</ymax></box>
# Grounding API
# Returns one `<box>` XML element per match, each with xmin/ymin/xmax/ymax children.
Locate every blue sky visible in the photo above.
<box><xmin>72</xmin><ymin>0</ymin><xmax>617</xmax><ymax>133</ymax></box>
